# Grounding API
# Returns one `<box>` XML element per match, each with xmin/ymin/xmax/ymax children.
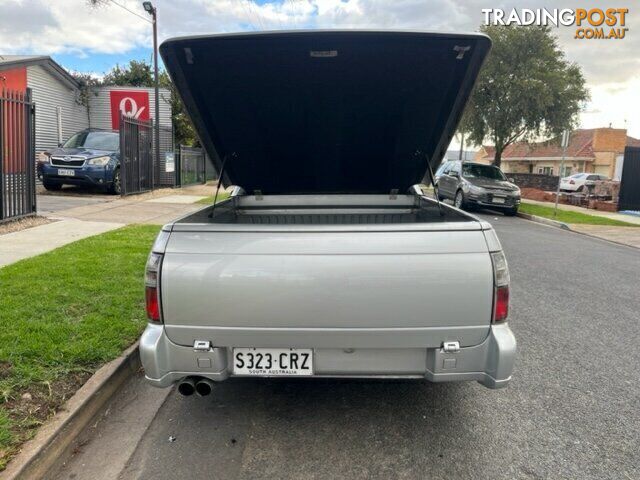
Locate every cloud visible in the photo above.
<box><xmin>1</xmin><ymin>0</ymin><xmax>639</xmax><ymax>137</ymax></box>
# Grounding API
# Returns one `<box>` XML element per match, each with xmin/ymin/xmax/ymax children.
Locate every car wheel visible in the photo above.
<box><xmin>576</xmin><ymin>185</ymin><xmax>584</xmax><ymax>193</ymax></box>
<box><xmin>109</xmin><ymin>168</ymin><xmax>121</xmax><ymax>195</ymax></box>
<box><xmin>504</xmin><ymin>207</ymin><xmax>518</xmax><ymax>217</ymax></box>
<box><xmin>454</xmin><ymin>190</ymin><xmax>466</xmax><ymax>209</ymax></box>
<box><xmin>43</xmin><ymin>181</ymin><xmax>62</xmax><ymax>191</ymax></box>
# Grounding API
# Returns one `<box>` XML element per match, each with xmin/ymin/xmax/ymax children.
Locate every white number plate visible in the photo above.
<box><xmin>492</xmin><ymin>196</ymin><xmax>506</xmax><ymax>204</ymax></box>
<box><xmin>58</xmin><ymin>169</ymin><xmax>75</xmax><ymax>176</ymax></box>
<box><xmin>233</xmin><ymin>348</ymin><xmax>313</xmax><ymax>376</ymax></box>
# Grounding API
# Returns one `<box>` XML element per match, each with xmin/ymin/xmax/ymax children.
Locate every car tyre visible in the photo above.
<box><xmin>454</xmin><ymin>189</ymin><xmax>466</xmax><ymax>210</ymax></box>
<box><xmin>504</xmin><ymin>207</ymin><xmax>518</xmax><ymax>217</ymax></box>
<box><xmin>109</xmin><ymin>168</ymin><xmax>121</xmax><ymax>195</ymax></box>
<box><xmin>43</xmin><ymin>181</ymin><xmax>62</xmax><ymax>191</ymax></box>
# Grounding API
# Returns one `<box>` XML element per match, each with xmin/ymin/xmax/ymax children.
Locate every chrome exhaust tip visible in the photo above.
<box><xmin>195</xmin><ymin>378</ymin><xmax>215</xmax><ymax>397</ymax></box>
<box><xmin>177</xmin><ymin>377</ymin><xmax>196</xmax><ymax>396</ymax></box>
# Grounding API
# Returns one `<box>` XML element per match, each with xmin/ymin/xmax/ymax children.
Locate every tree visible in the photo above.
<box><xmin>463</xmin><ymin>25</ymin><xmax>589</xmax><ymax>167</ymax></box>
<box><xmin>103</xmin><ymin>60</ymin><xmax>153</xmax><ymax>87</ymax></box>
<box><xmin>160</xmin><ymin>71</ymin><xmax>199</xmax><ymax>147</ymax></box>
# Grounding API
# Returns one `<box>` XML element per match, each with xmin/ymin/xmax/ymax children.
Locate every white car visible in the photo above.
<box><xmin>560</xmin><ymin>173</ymin><xmax>608</xmax><ymax>192</ymax></box>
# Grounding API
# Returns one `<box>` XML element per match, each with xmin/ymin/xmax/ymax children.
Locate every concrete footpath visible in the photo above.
<box><xmin>0</xmin><ymin>219</ymin><xmax>123</xmax><ymax>267</ymax></box>
<box><xmin>1</xmin><ymin>188</ymin><xmax>211</xmax><ymax>268</ymax></box>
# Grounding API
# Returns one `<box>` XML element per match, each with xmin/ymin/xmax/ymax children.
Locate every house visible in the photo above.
<box><xmin>0</xmin><ymin>55</ymin><xmax>89</xmax><ymax>154</ymax></box>
<box><xmin>475</xmin><ymin>128</ymin><xmax>640</xmax><ymax>179</ymax></box>
<box><xmin>0</xmin><ymin>55</ymin><xmax>171</xmax><ymax>157</ymax></box>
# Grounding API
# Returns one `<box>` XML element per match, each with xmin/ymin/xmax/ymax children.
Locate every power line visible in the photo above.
<box><xmin>109</xmin><ymin>0</ymin><xmax>152</xmax><ymax>23</ymax></box>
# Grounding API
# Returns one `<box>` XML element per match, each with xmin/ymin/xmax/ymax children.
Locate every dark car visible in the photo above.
<box><xmin>434</xmin><ymin>161</ymin><xmax>521</xmax><ymax>216</ymax></box>
<box><xmin>41</xmin><ymin>129</ymin><xmax>121</xmax><ymax>194</ymax></box>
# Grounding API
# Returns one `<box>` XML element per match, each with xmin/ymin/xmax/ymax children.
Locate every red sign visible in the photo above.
<box><xmin>109</xmin><ymin>90</ymin><xmax>150</xmax><ymax>129</ymax></box>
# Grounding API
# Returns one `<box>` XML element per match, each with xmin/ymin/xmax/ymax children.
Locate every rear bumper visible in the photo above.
<box><xmin>140</xmin><ymin>323</ymin><xmax>516</xmax><ymax>389</ymax></box>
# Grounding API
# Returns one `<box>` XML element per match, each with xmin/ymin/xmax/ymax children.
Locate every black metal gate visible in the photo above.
<box><xmin>120</xmin><ymin>116</ymin><xmax>177</xmax><ymax>194</ymax></box>
<box><xmin>119</xmin><ymin>115</ymin><xmax>153</xmax><ymax>195</ymax></box>
<box><xmin>0</xmin><ymin>88</ymin><xmax>36</xmax><ymax>222</ymax></box>
<box><xmin>619</xmin><ymin>146</ymin><xmax>640</xmax><ymax>211</ymax></box>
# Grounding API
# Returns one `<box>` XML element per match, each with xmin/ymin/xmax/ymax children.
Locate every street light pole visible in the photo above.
<box><xmin>143</xmin><ymin>1</ymin><xmax>159</xmax><ymax>186</ymax></box>
<box><xmin>554</xmin><ymin>130</ymin><xmax>570</xmax><ymax>218</ymax></box>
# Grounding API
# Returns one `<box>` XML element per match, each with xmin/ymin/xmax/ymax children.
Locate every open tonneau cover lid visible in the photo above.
<box><xmin>161</xmin><ymin>30</ymin><xmax>491</xmax><ymax>194</ymax></box>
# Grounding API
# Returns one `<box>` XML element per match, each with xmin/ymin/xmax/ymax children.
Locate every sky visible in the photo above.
<box><xmin>1</xmin><ymin>0</ymin><xmax>639</xmax><ymax>146</ymax></box>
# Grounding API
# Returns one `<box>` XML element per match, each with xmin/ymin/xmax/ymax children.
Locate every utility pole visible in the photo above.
<box><xmin>143</xmin><ymin>1</ymin><xmax>159</xmax><ymax>186</ymax></box>
<box><xmin>554</xmin><ymin>130</ymin><xmax>570</xmax><ymax>218</ymax></box>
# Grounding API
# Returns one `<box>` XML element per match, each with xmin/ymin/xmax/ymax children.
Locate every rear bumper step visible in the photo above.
<box><xmin>140</xmin><ymin>323</ymin><xmax>516</xmax><ymax>389</ymax></box>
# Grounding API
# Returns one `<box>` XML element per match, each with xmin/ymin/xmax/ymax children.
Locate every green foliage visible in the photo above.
<box><xmin>71</xmin><ymin>72</ymin><xmax>102</xmax><ymax>108</ymax></box>
<box><xmin>102</xmin><ymin>59</ymin><xmax>154</xmax><ymax>87</ymax></box>
<box><xmin>160</xmin><ymin>71</ymin><xmax>199</xmax><ymax>147</ymax></box>
<box><xmin>0</xmin><ymin>225</ymin><xmax>159</xmax><ymax>469</ymax></box>
<box><xmin>463</xmin><ymin>25</ymin><xmax>589</xmax><ymax>166</ymax></box>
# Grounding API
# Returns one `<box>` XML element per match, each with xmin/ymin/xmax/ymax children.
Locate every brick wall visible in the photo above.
<box><xmin>508</xmin><ymin>173</ymin><xmax>559</xmax><ymax>191</ymax></box>
<box><xmin>592</xmin><ymin>128</ymin><xmax>627</xmax><ymax>154</ymax></box>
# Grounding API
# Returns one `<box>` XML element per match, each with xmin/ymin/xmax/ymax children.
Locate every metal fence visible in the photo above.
<box><xmin>177</xmin><ymin>145</ymin><xmax>206</xmax><ymax>186</ymax></box>
<box><xmin>119</xmin><ymin>115</ymin><xmax>154</xmax><ymax>195</ymax></box>
<box><xmin>0</xmin><ymin>88</ymin><xmax>36</xmax><ymax>222</ymax></box>
<box><xmin>619</xmin><ymin>146</ymin><xmax>640</xmax><ymax>211</ymax></box>
<box><xmin>154</xmin><ymin>125</ymin><xmax>176</xmax><ymax>188</ymax></box>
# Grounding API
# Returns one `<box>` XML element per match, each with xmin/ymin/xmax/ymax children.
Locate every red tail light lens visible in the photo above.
<box><xmin>493</xmin><ymin>286</ymin><xmax>509</xmax><ymax>323</ymax></box>
<box><xmin>490</xmin><ymin>251</ymin><xmax>510</xmax><ymax>323</ymax></box>
<box><xmin>145</xmin><ymin>252</ymin><xmax>163</xmax><ymax>323</ymax></box>
<box><xmin>146</xmin><ymin>286</ymin><xmax>160</xmax><ymax>322</ymax></box>
<box><xmin>569</xmin><ymin>180</ymin><xmax>575</xmax><ymax>184</ymax></box>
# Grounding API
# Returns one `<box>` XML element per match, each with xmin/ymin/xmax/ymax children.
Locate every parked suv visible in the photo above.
<box><xmin>41</xmin><ymin>129</ymin><xmax>121</xmax><ymax>194</ymax></box>
<box><xmin>435</xmin><ymin>161</ymin><xmax>521</xmax><ymax>216</ymax></box>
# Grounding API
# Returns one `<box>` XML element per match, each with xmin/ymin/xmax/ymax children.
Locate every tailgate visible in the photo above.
<box><xmin>160</xmin><ymin>230</ymin><xmax>494</xmax><ymax>348</ymax></box>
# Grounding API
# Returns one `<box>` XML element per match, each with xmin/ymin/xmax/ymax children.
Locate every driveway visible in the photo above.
<box><xmin>37</xmin><ymin>193</ymin><xmax>112</xmax><ymax>216</ymax></box>
<box><xmin>52</xmin><ymin>214</ymin><xmax>640</xmax><ymax>480</ymax></box>
<box><xmin>36</xmin><ymin>191</ymin><xmax>206</xmax><ymax>225</ymax></box>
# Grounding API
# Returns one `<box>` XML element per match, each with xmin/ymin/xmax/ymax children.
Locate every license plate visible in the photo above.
<box><xmin>58</xmin><ymin>169</ymin><xmax>75</xmax><ymax>176</ymax></box>
<box><xmin>492</xmin><ymin>196</ymin><xmax>506</xmax><ymax>204</ymax></box>
<box><xmin>233</xmin><ymin>348</ymin><xmax>313</xmax><ymax>376</ymax></box>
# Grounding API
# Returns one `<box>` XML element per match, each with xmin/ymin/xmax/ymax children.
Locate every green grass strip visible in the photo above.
<box><xmin>520</xmin><ymin>203</ymin><xmax>639</xmax><ymax>227</ymax></box>
<box><xmin>0</xmin><ymin>224</ymin><xmax>159</xmax><ymax>469</ymax></box>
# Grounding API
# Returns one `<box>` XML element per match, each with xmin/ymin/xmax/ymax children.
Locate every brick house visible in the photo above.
<box><xmin>475</xmin><ymin>128</ymin><xmax>640</xmax><ymax>179</ymax></box>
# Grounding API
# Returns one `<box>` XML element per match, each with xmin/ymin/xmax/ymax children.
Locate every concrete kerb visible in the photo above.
<box><xmin>2</xmin><ymin>344</ymin><xmax>141</xmax><ymax>480</ymax></box>
<box><xmin>517</xmin><ymin>212</ymin><xmax>571</xmax><ymax>230</ymax></box>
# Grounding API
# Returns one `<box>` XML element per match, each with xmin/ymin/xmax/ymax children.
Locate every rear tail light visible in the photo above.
<box><xmin>569</xmin><ymin>180</ymin><xmax>575</xmax><ymax>184</ymax></box>
<box><xmin>490</xmin><ymin>251</ymin><xmax>510</xmax><ymax>323</ymax></box>
<box><xmin>145</xmin><ymin>252</ymin><xmax>163</xmax><ymax>323</ymax></box>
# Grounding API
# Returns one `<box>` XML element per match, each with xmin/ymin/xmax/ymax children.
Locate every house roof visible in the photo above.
<box><xmin>479</xmin><ymin>128</ymin><xmax>640</xmax><ymax>162</ymax></box>
<box><xmin>0</xmin><ymin>54</ymin><xmax>79</xmax><ymax>90</ymax></box>
<box><xmin>627</xmin><ymin>135</ymin><xmax>640</xmax><ymax>148</ymax></box>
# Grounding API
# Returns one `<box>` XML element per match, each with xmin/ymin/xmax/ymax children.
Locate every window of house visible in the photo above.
<box><xmin>538</xmin><ymin>167</ymin><xmax>554</xmax><ymax>175</ymax></box>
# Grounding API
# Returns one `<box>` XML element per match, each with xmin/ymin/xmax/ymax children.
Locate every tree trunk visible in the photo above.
<box><xmin>493</xmin><ymin>148</ymin><xmax>502</xmax><ymax>168</ymax></box>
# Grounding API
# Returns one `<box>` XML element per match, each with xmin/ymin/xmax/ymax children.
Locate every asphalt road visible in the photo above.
<box><xmin>53</xmin><ymin>214</ymin><xmax>640</xmax><ymax>480</ymax></box>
